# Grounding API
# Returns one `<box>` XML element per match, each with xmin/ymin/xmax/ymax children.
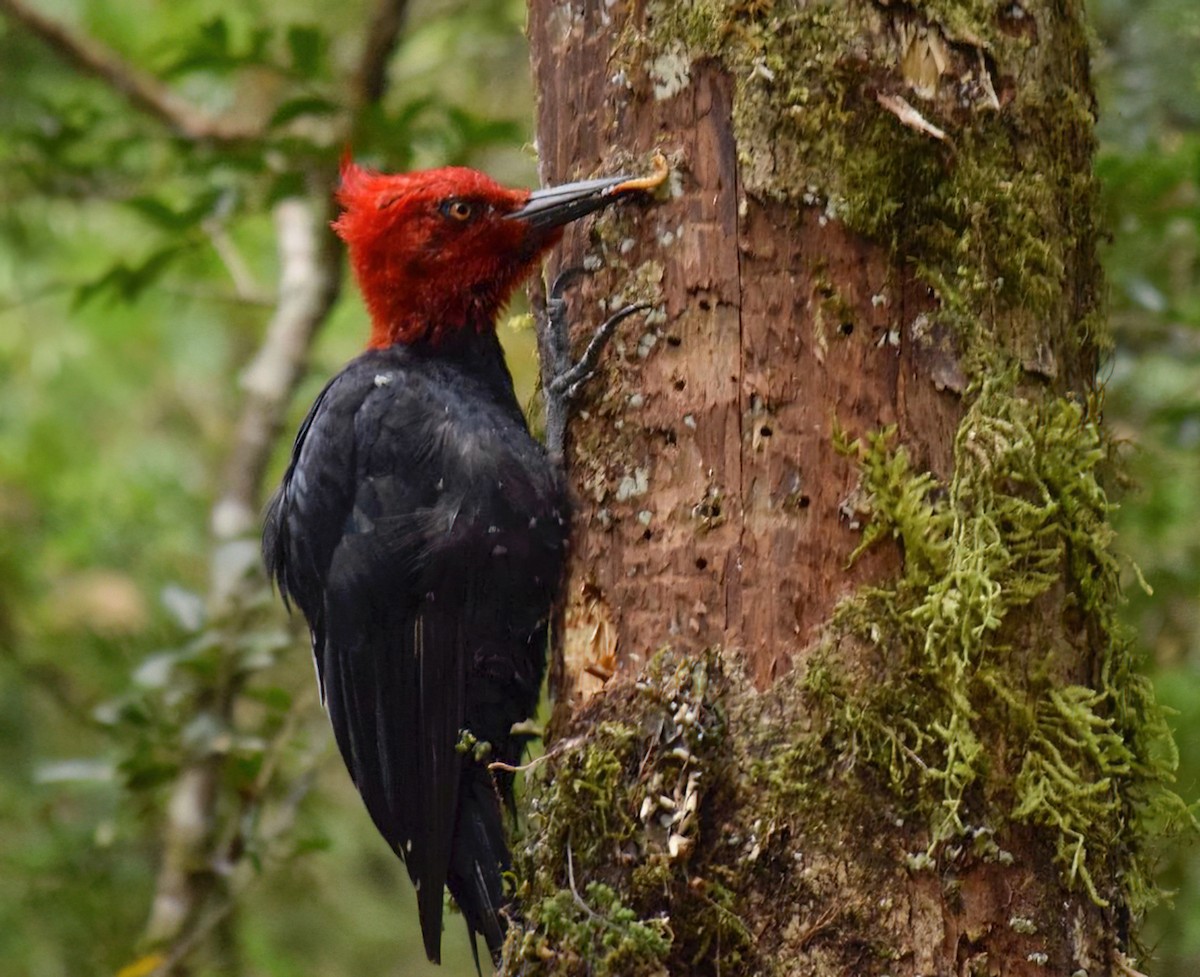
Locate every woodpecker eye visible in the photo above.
<box><xmin>440</xmin><ymin>199</ymin><xmax>475</xmax><ymax>222</ymax></box>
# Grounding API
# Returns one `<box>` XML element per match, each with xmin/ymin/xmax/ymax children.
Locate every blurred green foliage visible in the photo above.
<box><xmin>1093</xmin><ymin>0</ymin><xmax>1200</xmax><ymax>968</ymax></box>
<box><xmin>0</xmin><ymin>1</ymin><xmax>536</xmax><ymax>975</ymax></box>
<box><xmin>0</xmin><ymin>0</ymin><xmax>1196</xmax><ymax>975</ymax></box>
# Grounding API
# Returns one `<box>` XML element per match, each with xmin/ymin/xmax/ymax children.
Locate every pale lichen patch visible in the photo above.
<box><xmin>648</xmin><ymin>43</ymin><xmax>693</xmax><ymax>100</ymax></box>
<box><xmin>616</xmin><ymin>467</ymin><xmax>650</xmax><ymax>502</ymax></box>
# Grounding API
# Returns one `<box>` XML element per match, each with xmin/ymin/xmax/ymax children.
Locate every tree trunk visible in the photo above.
<box><xmin>504</xmin><ymin>1</ymin><xmax>1184</xmax><ymax>976</ymax></box>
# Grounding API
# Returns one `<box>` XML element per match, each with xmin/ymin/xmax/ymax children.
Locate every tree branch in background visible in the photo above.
<box><xmin>352</xmin><ymin>0</ymin><xmax>411</xmax><ymax>108</ymax></box>
<box><xmin>0</xmin><ymin>0</ymin><xmax>260</xmax><ymax>144</ymax></box>
<box><xmin>2</xmin><ymin>0</ymin><xmax>413</xmax><ymax>969</ymax></box>
<box><xmin>213</xmin><ymin>195</ymin><xmax>343</xmax><ymax>547</ymax></box>
<box><xmin>140</xmin><ymin>196</ymin><xmax>344</xmax><ymax>970</ymax></box>
<box><xmin>202</xmin><ymin>220</ymin><xmax>273</xmax><ymax>307</ymax></box>
<box><xmin>133</xmin><ymin>0</ymin><xmax>413</xmax><ymax>969</ymax></box>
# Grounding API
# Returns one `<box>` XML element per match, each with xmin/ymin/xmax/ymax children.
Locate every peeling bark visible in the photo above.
<box><xmin>534</xmin><ymin>4</ymin><xmax>961</xmax><ymax>698</ymax></box>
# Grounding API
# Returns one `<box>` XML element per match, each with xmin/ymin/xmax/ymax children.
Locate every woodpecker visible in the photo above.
<box><xmin>262</xmin><ymin>159</ymin><xmax>654</xmax><ymax>966</ymax></box>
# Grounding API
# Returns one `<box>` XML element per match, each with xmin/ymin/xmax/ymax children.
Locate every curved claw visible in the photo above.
<box><xmin>552</xmin><ymin>302</ymin><xmax>651</xmax><ymax>400</ymax></box>
<box><xmin>540</xmin><ymin>294</ymin><xmax>650</xmax><ymax>465</ymax></box>
<box><xmin>549</xmin><ymin>266</ymin><xmax>588</xmax><ymax>302</ymax></box>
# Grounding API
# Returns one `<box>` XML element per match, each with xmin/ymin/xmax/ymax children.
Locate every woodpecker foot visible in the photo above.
<box><xmin>539</xmin><ymin>267</ymin><xmax>648</xmax><ymax>464</ymax></box>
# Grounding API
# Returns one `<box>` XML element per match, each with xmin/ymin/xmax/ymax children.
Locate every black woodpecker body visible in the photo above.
<box><xmin>262</xmin><ymin>161</ymin><xmax>644</xmax><ymax>965</ymax></box>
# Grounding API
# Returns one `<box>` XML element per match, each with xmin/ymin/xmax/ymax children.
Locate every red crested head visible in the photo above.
<box><xmin>332</xmin><ymin>158</ymin><xmax>641</xmax><ymax>348</ymax></box>
<box><xmin>333</xmin><ymin>160</ymin><xmax>535</xmax><ymax>348</ymax></box>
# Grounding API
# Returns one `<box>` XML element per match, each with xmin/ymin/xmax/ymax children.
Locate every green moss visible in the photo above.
<box><xmin>634</xmin><ymin>0</ymin><xmax>1104</xmax><ymax>360</ymax></box>
<box><xmin>826</xmin><ymin>375</ymin><xmax>1192</xmax><ymax>913</ymax></box>
<box><xmin>509</xmin><ymin>465</ymin><xmax>1187</xmax><ymax>964</ymax></box>
<box><xmin>907</xmin><ymin>0</ymin><xmax>997</xmax><ymax>38</ymax></box>
<box><xmin>523</xmin><ymin>882</ymin><xmax>672</xmax><ymax>977</ymax></box>
<box><xmin>504</xmin><ymin>653</ymin><xmax>754</xmax><ymax>976</ymax></box>
<box><xmin>524</xmin><ymin>720</ymin><xmax>641</xmax><ymax>870</ymax></box>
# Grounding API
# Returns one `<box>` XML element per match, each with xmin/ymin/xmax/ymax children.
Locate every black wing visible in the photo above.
<box><xmin>264</xmin><ymin>348</ymin><xmax>564</xmax><ymax>963</ymax></box>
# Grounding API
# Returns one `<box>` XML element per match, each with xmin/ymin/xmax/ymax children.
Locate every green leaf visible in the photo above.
<box><xmin>266</xmin><ymin>170</ymin><xmax>308</xmax><ymax>205</ymax></box>
<box><xmin>292</xmin><ymin>835</ymin><xmax>333</xmax><ymax>856</ymax></box>
<box><xmin>125</xmin><ymin>190</ymin><xmax>222</xmax><ymax>231</ymax></box>
<box><xmin>119</xmin><ymin>756</ymin><xmax>179</xmax><ymax>791</ymax></box>
<box><xmin>285</xmin><ymin>25</ymin><xmax>326</xmax><ymax>79</ymax></box>
<box><xmin>244</xmin><ymin>685</ymin><xmax>293</xmax><ymax>712</ymax></box>
<box><xmin>161</xmin><ymin>17</ymin><xmax>273</xmax><ymax>76</ymax></box>
<box><xmin>162</xmin><ymin>16</ymin><xmax>232</xmax><ymax>76</ymax></box>
<box><xmin>200</xmin><ymin>16</ymin><xmax>230</xmax><ymax>52</ymax></box>
<box><xmin>73</xmin><ymin>246</ymin><xmax>187</xmax><ymax>308</ymax></box>
<box><xmin>269</xmin><ymin>95</ymin><xmax>339</xmax><ymax>129</ymax></box>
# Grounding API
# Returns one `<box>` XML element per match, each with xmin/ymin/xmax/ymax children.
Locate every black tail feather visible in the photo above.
<box><xmin>417</xmin><ymin>861</ymin><xmax>447</xmax><ymax>964</ymax></box>
<box><xmin>446</xmin><ymin>763</ymin><xmax>509</xmax><ymax>967</ymax></box>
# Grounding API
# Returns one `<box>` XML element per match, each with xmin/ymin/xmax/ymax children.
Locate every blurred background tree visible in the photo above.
<box><xmin>1093</xmin><ymin>0</ymin><xmax>1200</xmax><ymax>967</ymax></box>
<box><xmin>0</xmin><ymin>1</ymin><xmax>1194</xmax><ymax>975</ymax></box>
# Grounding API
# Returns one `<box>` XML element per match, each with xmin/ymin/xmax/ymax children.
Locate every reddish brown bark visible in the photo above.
<box><xmin>533</xmin><ymin>18</ymin><xmax>960</xmax><ymax>702</ymax></box>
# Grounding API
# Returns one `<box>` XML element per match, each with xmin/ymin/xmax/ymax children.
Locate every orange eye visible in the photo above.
<box><xmin>441</xmin><ymin>199</ymin><xmax>474</xmax><ymax>222</ymax></box>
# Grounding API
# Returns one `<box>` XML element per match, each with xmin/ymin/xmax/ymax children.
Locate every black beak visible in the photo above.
<box><xmin>506</xmin><ymin>174</ymin><xmax>632</xmax><ymax>230</ymax></box>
